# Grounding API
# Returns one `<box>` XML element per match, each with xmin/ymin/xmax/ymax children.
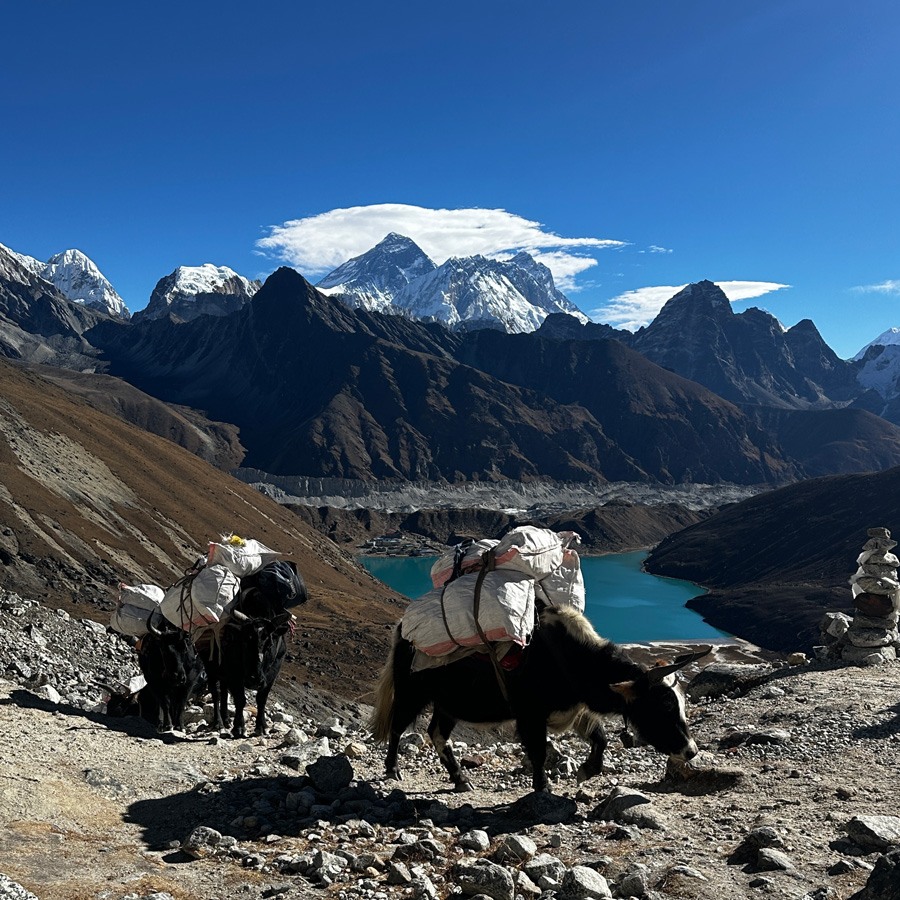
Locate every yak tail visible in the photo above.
<box><xmin>369</xmin><ymin>624</ymin><xmax>409</xmax><ymax>743</ymax></box>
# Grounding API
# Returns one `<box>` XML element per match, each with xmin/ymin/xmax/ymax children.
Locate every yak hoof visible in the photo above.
<box><xmin>386</xmin><ymin>769</ymin><xmax>402</xmax><ymax>782</ymax></box>
<box><xmin>454</xmin><ymin>779</ymin><xmax>474</xmax><ymax>793</ymax></box>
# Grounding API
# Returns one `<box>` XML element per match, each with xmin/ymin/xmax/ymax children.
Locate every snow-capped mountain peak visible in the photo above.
<box><xmin>854</xmin><ymin>327</ymin><xmax>900</xmax><ymax>361</ymax></box>
<box><xmin>166</xmin><ymin>263</ymin><xmax>254</xmax><ymax>297</ymax></box>
<box><xmin>317</xmin><ymin>235</ymin><xmax>588</xmax><ymax>332</ymax></box>
<box><xmin>317</xmin><ymin>233</ymin><xmax>436</xmax><ymax>312</ymax></box>
<box><xmin>0</xmin><ymin>243</ymin><xmax>129</xmax><ymax>318</ymax></box>
<box><xmin>135</xmin><ymin>264</ymin><xmax>261</xmax><ymax>323</ymax></box>
<box><xmin>42</xmin><ymin>249</ymin><xmax>130</xmax><ymax>318</ymax></box>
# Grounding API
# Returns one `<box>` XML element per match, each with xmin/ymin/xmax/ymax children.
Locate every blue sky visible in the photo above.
<box><xmin>2</xmin><ymin>0</ymin><xmax>897</xmax><ymax>358</ymax></box>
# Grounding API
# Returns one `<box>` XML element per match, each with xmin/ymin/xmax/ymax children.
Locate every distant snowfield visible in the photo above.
<box><xmin>233</xmin><ymin>468</ymin><xmax>762</xmax><ymax>514</ymax></box>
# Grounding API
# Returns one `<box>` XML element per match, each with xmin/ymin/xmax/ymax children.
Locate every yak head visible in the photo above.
<box><xmin>227</xmin><ymin>611</ymin><xmax>292</xmax><ymax>688</ymax></box>
<box><xmin>141</xmin><ymin>619</ymin><xmax>197</xmax><ymax>688</ymax></box>
<box><xmin>609</xmin><ymin>647</ymin><xmax>710</xmax><ymax>761</ymax></box>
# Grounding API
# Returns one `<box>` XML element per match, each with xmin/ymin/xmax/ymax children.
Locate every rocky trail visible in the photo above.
<box><xmin>2</xmin><ymin>590</ymin><xmax>900</xmax><ymax>900</ymax></box>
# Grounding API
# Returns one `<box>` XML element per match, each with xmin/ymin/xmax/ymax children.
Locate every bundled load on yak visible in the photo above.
<box><xmin>110</xmin><ymin>583</ymin><xmax>165</xmax><ymax>637</ymax></box>
<box><xmin>109</xmin><ymin>533</ymin><xmax>307</xmax><ymax>638</ymax></box>
<box><xmin>400</xmin><ymin>525</ymin><xmax>585</xmax><ymax>658</ymax></box>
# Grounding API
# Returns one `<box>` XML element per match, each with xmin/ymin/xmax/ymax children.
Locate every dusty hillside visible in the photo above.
<box><xmin>2</xmin><ymin>592</ymin><xmax>900</xmax><ymax>900</ymax></box>
<box><xmin>0</xmin><ymin>358</ymin><xmax>403</xmax><ymax>696</ymax></box>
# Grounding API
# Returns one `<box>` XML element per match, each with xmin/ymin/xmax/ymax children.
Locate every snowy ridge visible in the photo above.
<box><xmin>854</xmin><ymin>327</ymin><xmax>900</xmax><ymax>361</ymax></box>
<box><xmin>166</xmin><ymin>263</ymin><xmax>258</xmax><ymax>299</ymax></box>
<box><xmin>136</xmin><ymin>264</ymin><xmax>261</xmax><ymax>322</ymax></box>
<box><xmin>1</xmin><ymin>244</ymin><xmax>45</xmax><ymax>278</ymax></box>
<box><xmin>0</xmin><ymin>243</ymin><xmax>128</xmax><ymax>318</ymax></box>
<box><xmin>318</xmin><ymin>233</ymin><xmax>588</xmax><ymax>332</ymax></box>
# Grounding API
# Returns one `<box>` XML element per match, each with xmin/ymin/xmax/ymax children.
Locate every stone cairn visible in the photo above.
<box><xmin>819</xmin><ymin>527</ymin><xmax>900</xmax><ymax>665</ymax></box>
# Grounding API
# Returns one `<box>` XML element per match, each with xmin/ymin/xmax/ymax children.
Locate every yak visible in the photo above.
<box><xmin>199</xmin><ymin>610</ymin><xmax>291</xmax><ymax>738</ymax></box>
<box><xmin>371</xmin><ymin>605</ymin><xmax>708</xmax><ymax>794</ymax></box>
<box><xmin>137</xmin><ymin>618</ymin><xmax>205</xmax><ymax>732</ymax></box>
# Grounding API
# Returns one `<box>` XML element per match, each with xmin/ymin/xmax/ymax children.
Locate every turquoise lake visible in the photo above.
<box><xmin>361</xmin><ymin>550</ymin><xmax>728</xmax><ymax>643</ymax></box>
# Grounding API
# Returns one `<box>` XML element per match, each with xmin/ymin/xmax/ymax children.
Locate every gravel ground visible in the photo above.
<box><xmin>2</xmin><ymin>590</ymin><xmax>900</xmax><ymax>900</ymax></box>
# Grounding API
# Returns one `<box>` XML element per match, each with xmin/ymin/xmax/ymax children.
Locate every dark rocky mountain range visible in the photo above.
<box><xmin>631</xmin><ymin>281</ymin><xmax>860</xmax><ymax>407</ymax></box>
<box><xmin>88</xmin><ymin>269</ymin><xmax>644</xmax><ymax>482</ymax></box>
<box><xmin>3</xmin><ymin>244</ymin><xmax>900</xmax><ymax>489</ymax></box>
<box><xmin>0</xmin><ymin>357</ymin><xmax>402</xmax><ymax>695</ymax></box>
<box><xmin>644</xmin><ymin>466</ymin><xmax>900</xmax><ymax>653</ymax></box>
<box><xmin>0</xmin><ymin>256</ymin><xmax>900</xmax><ymax>484</ymax></box>
<box><xmin>83</xmin><ymin>267</ymin><xmax>900</xmax><ymax>486</ymax></box>
<box><xmin>541</xmin><ymin>280</ymin><xmax>861</xmax><ymax>410</ymax></box>
<box><xmin>452</xmin><ymin>327</ymin><xmax>900</xmax><ymax>482</ymax></box>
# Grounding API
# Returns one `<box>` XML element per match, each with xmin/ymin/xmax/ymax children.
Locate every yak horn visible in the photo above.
<box><xmin>231</xmin><ymin>609</ymin><xmax>251</xmax><ymax>622</ymax></box>
<box><xmin>647</xmin><ymin>645</ymin><xmax>712</xmax><ymax>684</ymax></box>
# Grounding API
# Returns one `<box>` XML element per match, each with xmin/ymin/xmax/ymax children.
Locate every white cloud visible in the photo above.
<box><xmin>853</xmin><ymin>279</ymin><xmax>900</xmax><ymax>295</ymax></box>
<box><xmin>256</xmin><ymin>203</ymin><xmax>625</xmax><ymax>287</ymax></box>
<box><xmin>638</xmin><ymin>245</ymin><xmax>673</xmax><ymax>254</ymax></box>
<box><xmin>590</xmin><ymin>281</ymin><xmax>790</xmax><ymax>330</ymax></box>
<box><xmin>715</xmin><ymin>280</ymin><xmax>791</xmax><ymax>302</ymax></box>
<box><xmin>591</xmin><ymin>285</ymin><xmax>689</xmax><ymax>331</ymax></box>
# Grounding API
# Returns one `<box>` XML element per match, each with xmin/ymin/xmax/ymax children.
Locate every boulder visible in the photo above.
<box><xmin>848</xmin><ymin>848</ymin><xmax>900</xmax><ymax>899</ymax></box>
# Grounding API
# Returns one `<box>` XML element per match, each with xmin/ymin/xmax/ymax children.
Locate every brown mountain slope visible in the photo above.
<box><xmin>0</xmin><ymin>358</ymin><xmax>403</xmax><ymax>696</ymax></box>
<box><xmin>645</xmin><ymin>467</ymin><xmax>900</xmax><ymax>653</ymax></box>
<box><xmin>30</xmin><ymin>363</ymin><xmax>245</xmax><ymax>470</ymax></box>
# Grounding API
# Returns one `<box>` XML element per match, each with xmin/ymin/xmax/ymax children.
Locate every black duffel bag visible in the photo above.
<box><xmin>239</xmin><ymin>560</ymin><xmax>308</xmax><ymax>617</ymax></box>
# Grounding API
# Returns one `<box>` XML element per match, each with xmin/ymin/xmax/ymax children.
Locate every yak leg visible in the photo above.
<box><xmin>171</xmin><ymin>685</ymin><xmax>190</xmax><ymax>731</ymax></box>
<box><xmin>428</xmin><ymin>709</ymin><xmax>472</xmax><ymax>792</ymax></box>
<box><xmin>253</xmin><ymin>679</ymin><xmax>274</xmax><ymax>736</ymax></box>
<box><xmin>517</xmin><ymin>717</ymin><xmax>551</xmax><ymax>793</ymax></box>
<box><xmin>158</xmin><ymin>694</ymin><xmax>173</xmax><ymax>732</ymax></box>
<box><xmin>574</xmin><ymin>712</ymin><xmax>609</xmax><ymax>783</ymax></box>
<box><xmin>207</xmin><ymin>676</ymin><xmax>232</xmax><ymax>732</ymax></box>
<box><xmin>230</xmin><ymin>685</ymin><xmax>247</xmax><ymax>738</ymax></box>
<box><xmin>384</xmin><ymin>691</ymin><xmax>428</xmax><ymax>782</ymax></box>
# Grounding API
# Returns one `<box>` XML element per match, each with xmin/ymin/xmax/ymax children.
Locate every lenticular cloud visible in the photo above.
<box><xmin>256</xmin><ymin>204</ymin><xmax>625</xmax><ymax>290</ymax></box>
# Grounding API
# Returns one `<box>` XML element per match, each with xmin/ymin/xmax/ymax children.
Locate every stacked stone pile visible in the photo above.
<box><xmin>820</xmin><ymin>527</ymin><xmax>900</xmax><ymax>665</ymax></box>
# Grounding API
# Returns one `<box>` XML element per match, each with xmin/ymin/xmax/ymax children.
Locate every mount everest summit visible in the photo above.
<box><xmin>317</xmin><ymin>232</ymin><xmax>589</xmax><ymax>332</ymax></box>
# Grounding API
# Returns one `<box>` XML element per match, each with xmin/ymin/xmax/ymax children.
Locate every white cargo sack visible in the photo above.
<box><xmin>110</xmin><ymin>583</ymin><xmax>164</xmax><ymax>637</ymax></box>
<box><xmin>207</xmin><ymin>534</ymin><xmax>281</xmax><ymax>578</ymax></box>
<box><xmin>492</xmin><ymin>526</ymin><xmax>565</xmax><ymax>580</ymax></box>
<box><xmin>159</xmin><ymin>564</ymin><xmax>240</xmax><ymax>631</ymax></box>
<box><xmin>431</xmin><ymin>539</ymin><xmax>499</xmax><ymax>588</ymax></box>
<box><xmin>401</xmin><ymin>570</ymin><xmax>535</xmax><ymax>657</ymax></box>
<box><xmin>535</xmin><ymin>548</ymin><xmax>585</xmax><ymax>612</ymax></box>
